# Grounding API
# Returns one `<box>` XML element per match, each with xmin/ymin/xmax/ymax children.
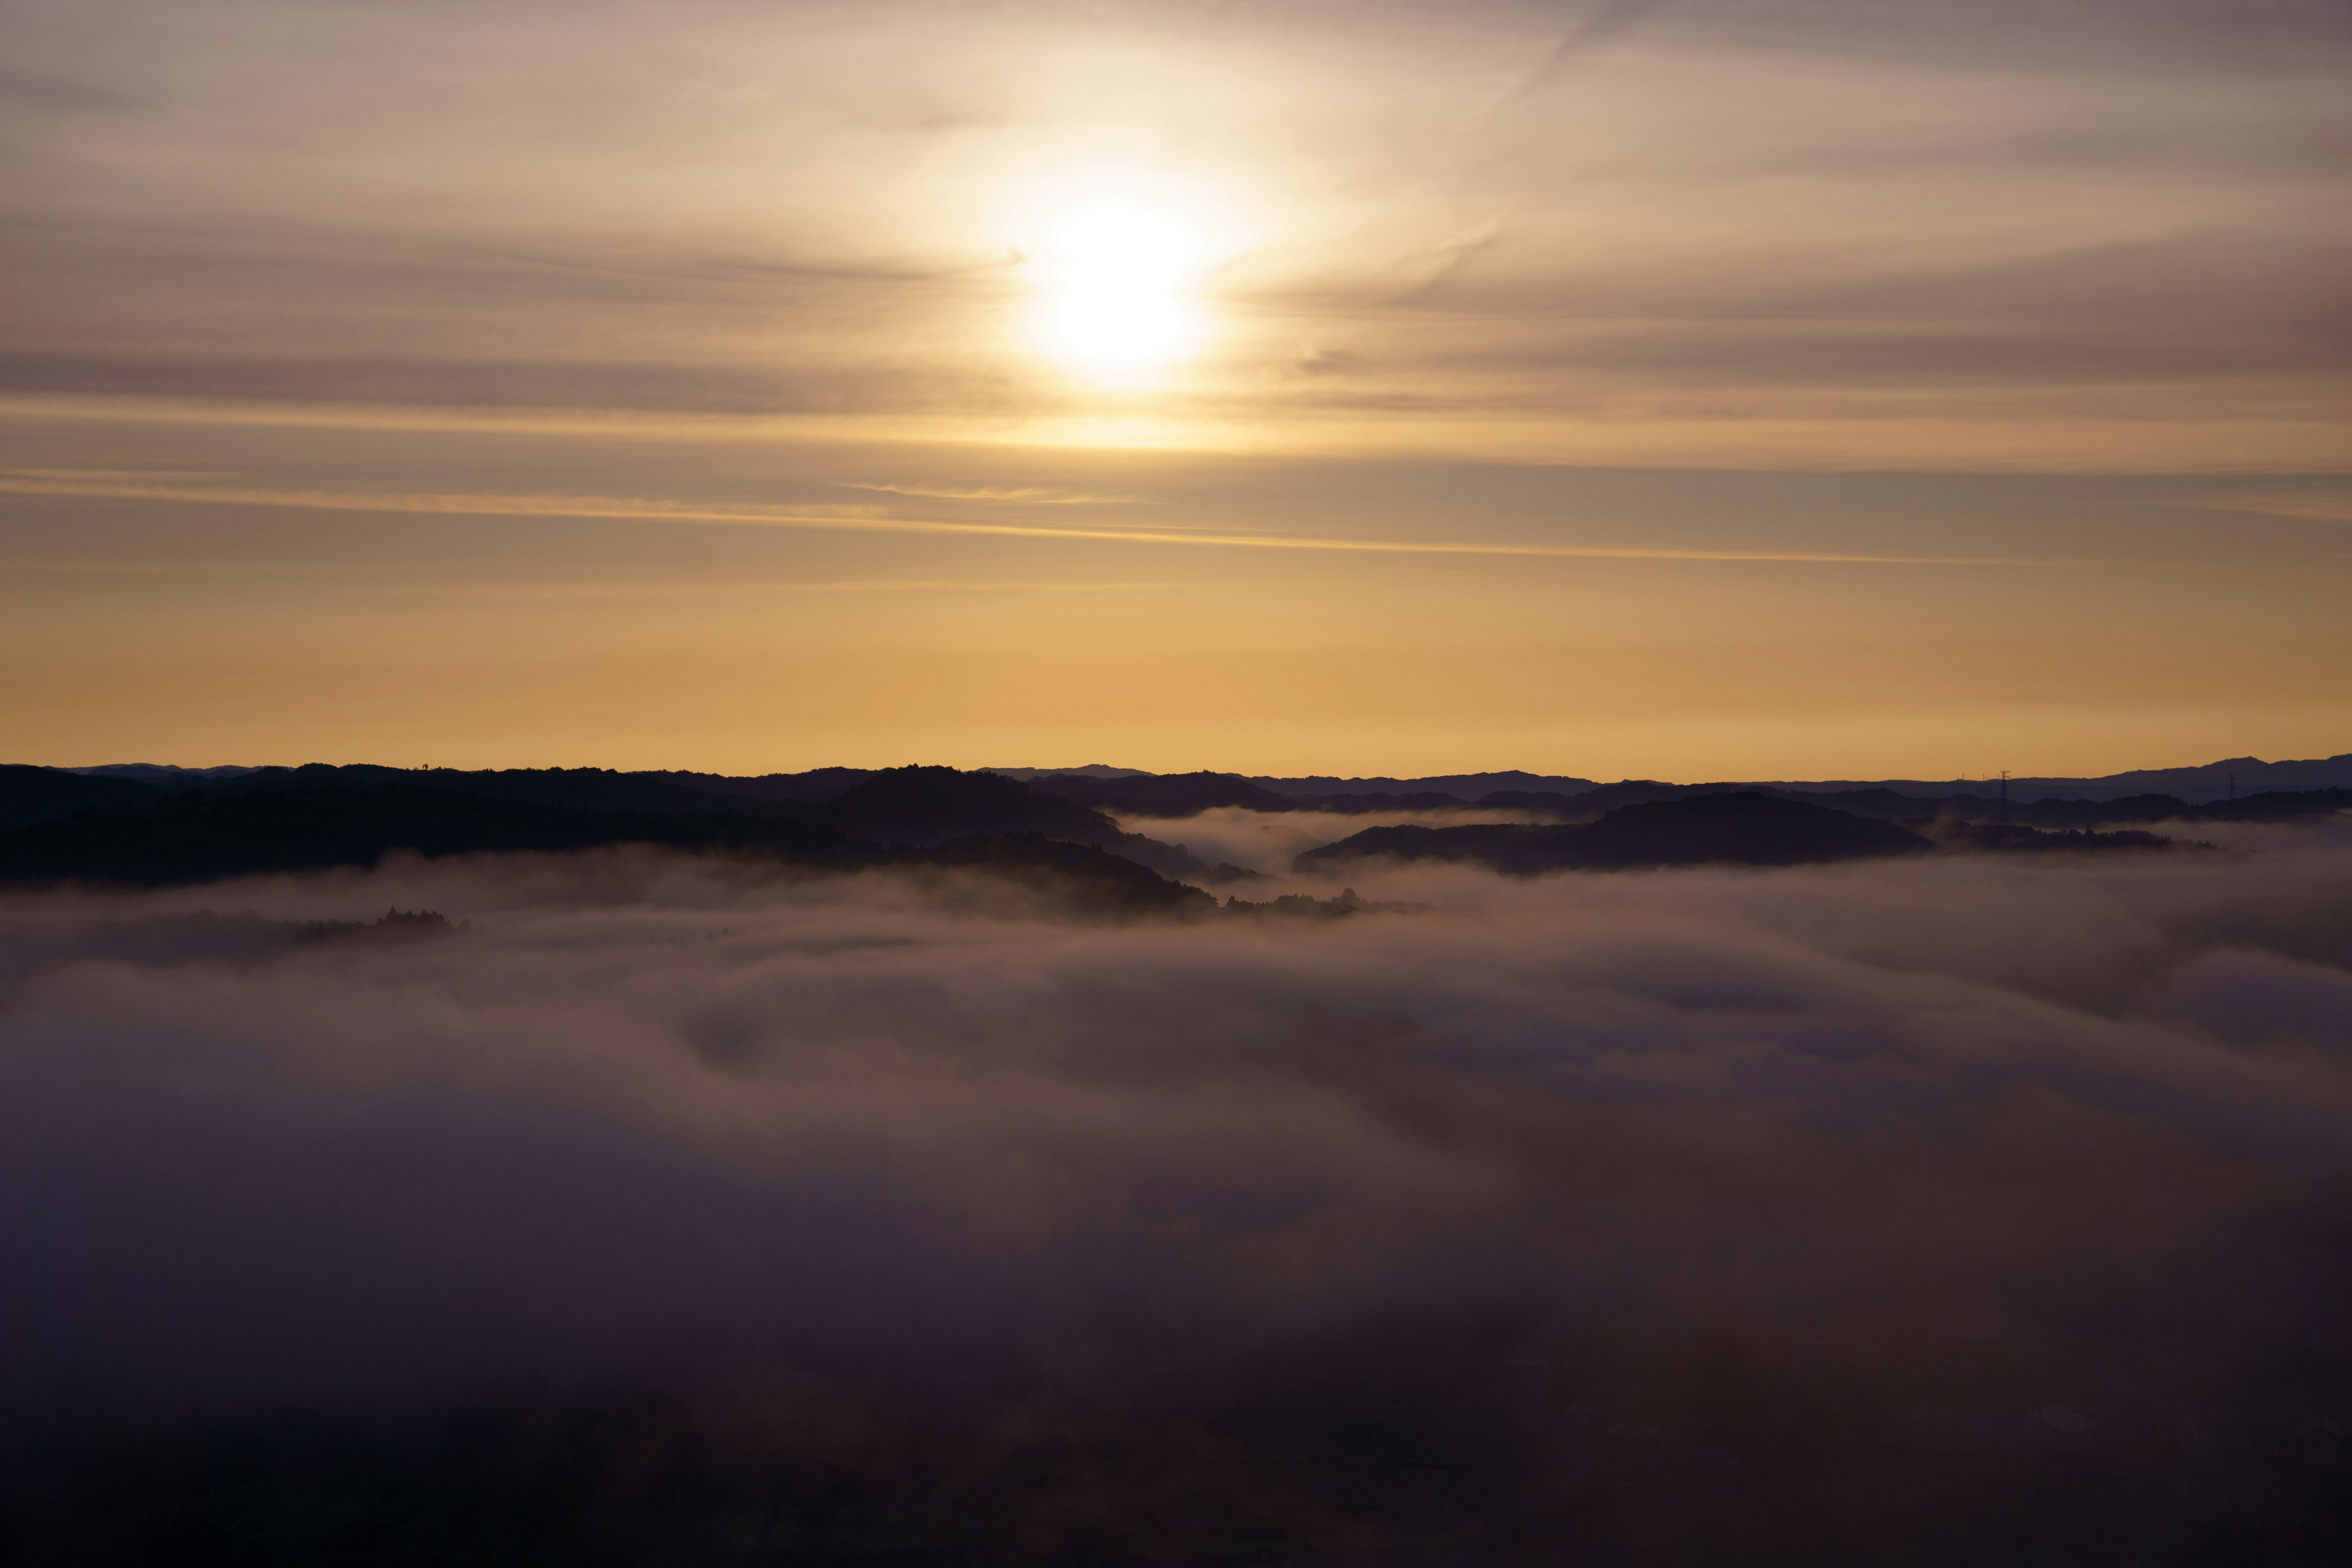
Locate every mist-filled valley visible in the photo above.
<box><xmin>1113</xmin><ymin>805</ymin><xmax>1558</xmax><ymax>876</ymax></box>
<box><xmin>5</xmin><ymin>812</ymin><xmax>2350</xmax><ymax>1563</ymax></box>
<box><xmin>7</xmin><ymin>0</ymin><xmax>2348</xmax><ymax>1555</ymax></box>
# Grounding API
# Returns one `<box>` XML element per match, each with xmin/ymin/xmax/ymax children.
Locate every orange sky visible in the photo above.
<box><xmin>2</xmin><ymin>0</ymin><xmax>2347</xmax><ymax>778</ymax></box>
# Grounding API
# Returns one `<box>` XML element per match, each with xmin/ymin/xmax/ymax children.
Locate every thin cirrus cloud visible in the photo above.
<box><xmin>0</xmin><ymin>471</ymin><xmax>2052</xmax><ymax>565</ymax></box>
<box><xmin>0</xmin><ymin>0</ymin><xmax>2341</xmax><ymax>468</ymax></box>
<box><xmin>0</xmin><ymin>0</ymin><xmax>2346</xmax><ymax>774</ymax></box>
<box><xmin>836</xmin><ymin>481</ymin><xmax>1146</xmax><ymax>504</ymax></box>
<box><xmin>2201</xmin><ymin>491</ymin><xmax>2352</xmax><ymax>525</ymax></box>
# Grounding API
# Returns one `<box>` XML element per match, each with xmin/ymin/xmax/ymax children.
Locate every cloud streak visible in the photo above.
<box><xmin>837</xmin><ymin>481</ymin><xmax>1147</xmax><ymax>504</ymax></box>
<box><xmin>0</xmin><ymin>473</ymin><xmax>2057</xmax><ymax>565</ymax></box>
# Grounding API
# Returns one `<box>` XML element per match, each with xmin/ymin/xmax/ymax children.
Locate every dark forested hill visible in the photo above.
<box><xmin>650</xmin><ymin>767</ymin><xmax>877</xmax><ymax>804</ymax></box>
<box><xmin>1792</xmin><ymin>785</ymin><xmax>2352</xmax><ymax>828</ymax></box>
<box><xmin>0</xmin><ymin>764</ymin><xmax>158</xmax><ymax>832</ymax></box>
<box><xmin>1567</xmin><ymin>793</ymin><xmax>1933</xmax><ymax>867</ymax></box>
<box><xmin>1030</xmin><ymin>771</ymin><xmax>1296</xmax><ymax>816</ymax></box>
<box><xmin>807</xmin><ymin>766</ymin><xmax>1237</xmax><ymax>880</ymax></box>
<box><xmin>1295</xmin><ymin>793</ymin><xmax>1934</xmax><ymax>874</ymax></box>
<box><xmin>206</xmin><ymin>764</ymin><xmax>775</xmax><ymax>816</ymax></box>
<box><xmin>0</xmin><ymin>785</ymin><xmax>865</xmax><ymax>887</ymax></box>
<box><xmin>0</xmin><ymin>778</ymin><xmax>1218</xmax><ymax>914</ymax></box>
<box><xmin>816</xmin><ymin>766</ymin><xmax>1120</xmax><ymax>845</ymax></box>
<box><xmin>1245</xmin><ymin>770</ymin><xmax>1599</xmax><ymax>800</ymax></box>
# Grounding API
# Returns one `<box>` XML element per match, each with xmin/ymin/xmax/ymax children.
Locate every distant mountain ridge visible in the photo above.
<box><xmin>980</xmin><ymin>758</ymin><xmax>2350</xmax><ymax>809</ymax></box>
<box><xmin>48</xmin><ymin>751</ymin><xmax>2352</xmax><ymax>807</ymax></box>
<box><xmin>1242</xmin><ymin>770</ymin><xmax>1599</xmax><ymax>800</ymax></box>
<box><xmin>4</xmin><ymin>760</ymin><xmax>2325</xmax><ymax>895</ymax></box>
<box><xmin>1746</xmin><ymin>753</ymin><xmax>2352</xmax><ymax>805</ymax></box>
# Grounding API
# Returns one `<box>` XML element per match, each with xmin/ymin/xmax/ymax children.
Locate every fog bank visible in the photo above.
<box><xmin>1115</xmin><ymin>805</ymin><xmax>1560</xmax><ymax>873</ymax></box>
<box><xmin>4</xmin><ymin>837</ymin><xmax>2350</xmax><ymax>1556</ymax></box>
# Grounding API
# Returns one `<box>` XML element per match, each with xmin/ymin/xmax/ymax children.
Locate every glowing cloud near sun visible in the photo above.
<box><xmin>1008</xmin><ymin>167</ymin><xmax>1245</xmax><ymax>387</ymax></box>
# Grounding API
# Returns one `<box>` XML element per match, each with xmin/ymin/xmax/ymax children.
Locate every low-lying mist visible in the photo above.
<box><xmin>1117</xmin><ymin>805</ymin><xmax>1561</xmax><ymax>874</ymax></box>
<box><xmin>4</xmin><ymin>831</ymin><xmax>2350</xmax><ymax>1560</ymax></box>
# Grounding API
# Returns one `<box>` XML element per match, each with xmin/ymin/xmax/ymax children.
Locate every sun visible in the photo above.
<box><xmin>1038</xmin><ymin>205</ymin><xmax>1200</xmax><ymax>376</ymax></box>
<box><xmin>1009</xmin><ymin>170</ymin><xmax>1242</xmax><ymax>387</ymax></box>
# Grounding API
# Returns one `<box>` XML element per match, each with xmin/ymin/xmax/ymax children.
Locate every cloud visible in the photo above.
<box><xmin>1115</xmin><ymin>804</ymin><xmax>1564</xmax><ymax>873</ymax></box>
<box><xmin>0</xmin><ymin>472</ymin><xmax>2048</xmax><ymax>564</ymax></box>
<box><xmin>837</xmin><ymin>481</ymin><xmax>1146</xmax><ymax>504</ymax></box>
<box><xmin>7</xmin><ymin>831</ymin><xmax>2351</xmax><ymax>1549</ymax></box>
<box><xmin>3</xmin><ymin>837</ymin><xmax>2348</xmax><ymax>1430</ymax></box>
<box><xmin>2199</xmin><ymin>491</ymin><xmax>2352</xmax><ymax>525</ymax></box>
<box><xmin>379</xmin><ymin>578</ymin><xmax>1166</xmax><ymax>600</ymax></box>
<box><xmin>0</xmin><ymin>69</ymin><xmax>137</xmax><ymax>114</ymax></box>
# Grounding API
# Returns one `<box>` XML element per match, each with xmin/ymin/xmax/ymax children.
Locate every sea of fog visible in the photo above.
<box><xmin>4</xmin><ymin>813</ymin><xmax>2349</xmax><ymax>1558</ymax></box>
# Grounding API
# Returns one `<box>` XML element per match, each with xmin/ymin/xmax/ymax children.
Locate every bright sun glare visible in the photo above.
<box><xmin>1012</xmin><ymin>171</ymin><xmax>1240</xmax><ymax>387</ymax></box>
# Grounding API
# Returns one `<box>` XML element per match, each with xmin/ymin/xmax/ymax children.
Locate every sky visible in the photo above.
<box><xmin>2</xmin><ymin>0</ymin><xmax>2348</xmax><ymax>778</ymax></box>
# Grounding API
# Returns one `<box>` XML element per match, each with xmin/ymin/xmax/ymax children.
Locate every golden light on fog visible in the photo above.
<box><xmin>1011</xmin><ymin>169</ymin><xmax>1243</xmax><ymax>387</ymax></box>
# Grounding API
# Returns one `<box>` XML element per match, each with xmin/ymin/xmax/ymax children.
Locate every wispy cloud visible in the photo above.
<box><xmin>837</xmin><ymin>482</ymin><xmax>1145</xmax><ymax>505</ymax></box>
<box><xmin>2198</xmin><ymin>490</ymin><xmax>2352</xmax><ymax>524</ymax></box>
<box><xmin>381</xmin><ymin>579</ymin><xmax>1166</xmax><ymax>600</ymax></box>
<box><xmin>0</xmin><ymin>473</ymin><xmax>2056</xmax><ymax>566</ymax></box>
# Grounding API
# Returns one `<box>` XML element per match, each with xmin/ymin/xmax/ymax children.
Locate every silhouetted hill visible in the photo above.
<box><xmin>1798</xmin><ymin>788</ymin><xmax>1948</xmax><ymax>820</ymax></box>
<box><xmin>652</xmin><ymin>767</ymin><xmax>876</xmax><ymax>804</ymax></box>
<box><xmin>979</xmin><ymin>763</ymin><xmax>1152</xmax><ymax>781</ymax></box>
<box><xmin>1033</xmin><ymin>771</ymin><xmax>1297</xmax><ymax>816</ymax></box>
<box><xmin>0</xmin><ymin>763</ymin><xmax>1237</xmax><ymax>891</ymax></box>
<box><xmin>64</xmin><ymin>763</ymin><xmax>255</xmax><ymax>785</ymax></box>
<box><xmin>0</xmin><ymin>764</ymin><xmax>158</xmax><ymax>831</ymax></box>
<box><xmin>1569</xmin><ymin>780</ymin><xmax>1770</xmax><ymax>813</ymax></box>
<box><xmin>1572</xmin><ymin>794</ymin><xmax>1931</xmax><ymax>866</ymax></box>
<box><xmin>206</xmin><ymin>764</ymin><xmax>775</xmax><ymax>817</ymax></box>
<box><xmin>1471</xmin><ymin>790</ymin><xmax>1590</xmax><ymax>815</ymax></box>
<box><xmin>16</xmin><ymin>759</ymin><xmax>2345</xmax><ymax>849</ymax></box>
<box><xmin>1790</xmin><ymin>785</ymin><xmax>2352</xmax><ymax>828</ymax></box>
<box><xmin>1009</xmin><ymin>753</ymin><xmax>2352</xmax><ymax>809</ymax></box>
<box><xmin>806</xmin><ymin>766</ymin><xmax>1223</xmax><ymax>879</ymax></box>
<box><xmin>1020</xmin><ymin>774</ymin><xmax>1635</xmax><ymax>820</ymax></box>
<box><xmin>1934</xmin><ymin>823</ymin><xmax>2187</xmax><ymax>854</ymax></box>
<box><xmin>918</xmin><ymin>835</ymin><xmax>1215</xmax><ymax>916</ymax></box>
<box><xmin>1757</xmin><ymin>752</ymin><xmax>2352</xmax><ymax>805</ymax></box>
<box><xmin>0</xmin><ymin>785</ymin><xmax>1217</xmax><ymax>915</ymax></box>
<box><xmin>0</xmin><ymin>785</ymin><xmax>867</xmax><ymax>887</ymax></box>
<box><xmin>2194</xmin><ymin>787</ymin><xmax>2352</xmax><ymax>821</ymax></box>
<box><xmin>1296</xmin><ymin>793</ymin><xmax>1931</xmax><ymax>874</ymax></box>
<box><xmin>1295</xmin><ymin>791</ymin><xmax>1480</xmax><ymax>813</ymax></box>
<box><xmin>816</xmin><ymin>765</ymin><xmax>1131</xmax><ymax>846</ymax></box>
<box><xmin>1248</xmin><ymin>769</ymin><xmax>1597</xmax><ymax>801</ymax></box>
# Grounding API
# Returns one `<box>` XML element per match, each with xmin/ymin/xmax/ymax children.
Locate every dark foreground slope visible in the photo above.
<box><xmin>1297</xmin><ymin>791</ymin><xmax>1934</xmax><ymax>874</ymax></box>
<box><xmin>0</xmin><ymin>785</ymin><xmax>1213</xmax><ymax>914</ymax></box>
